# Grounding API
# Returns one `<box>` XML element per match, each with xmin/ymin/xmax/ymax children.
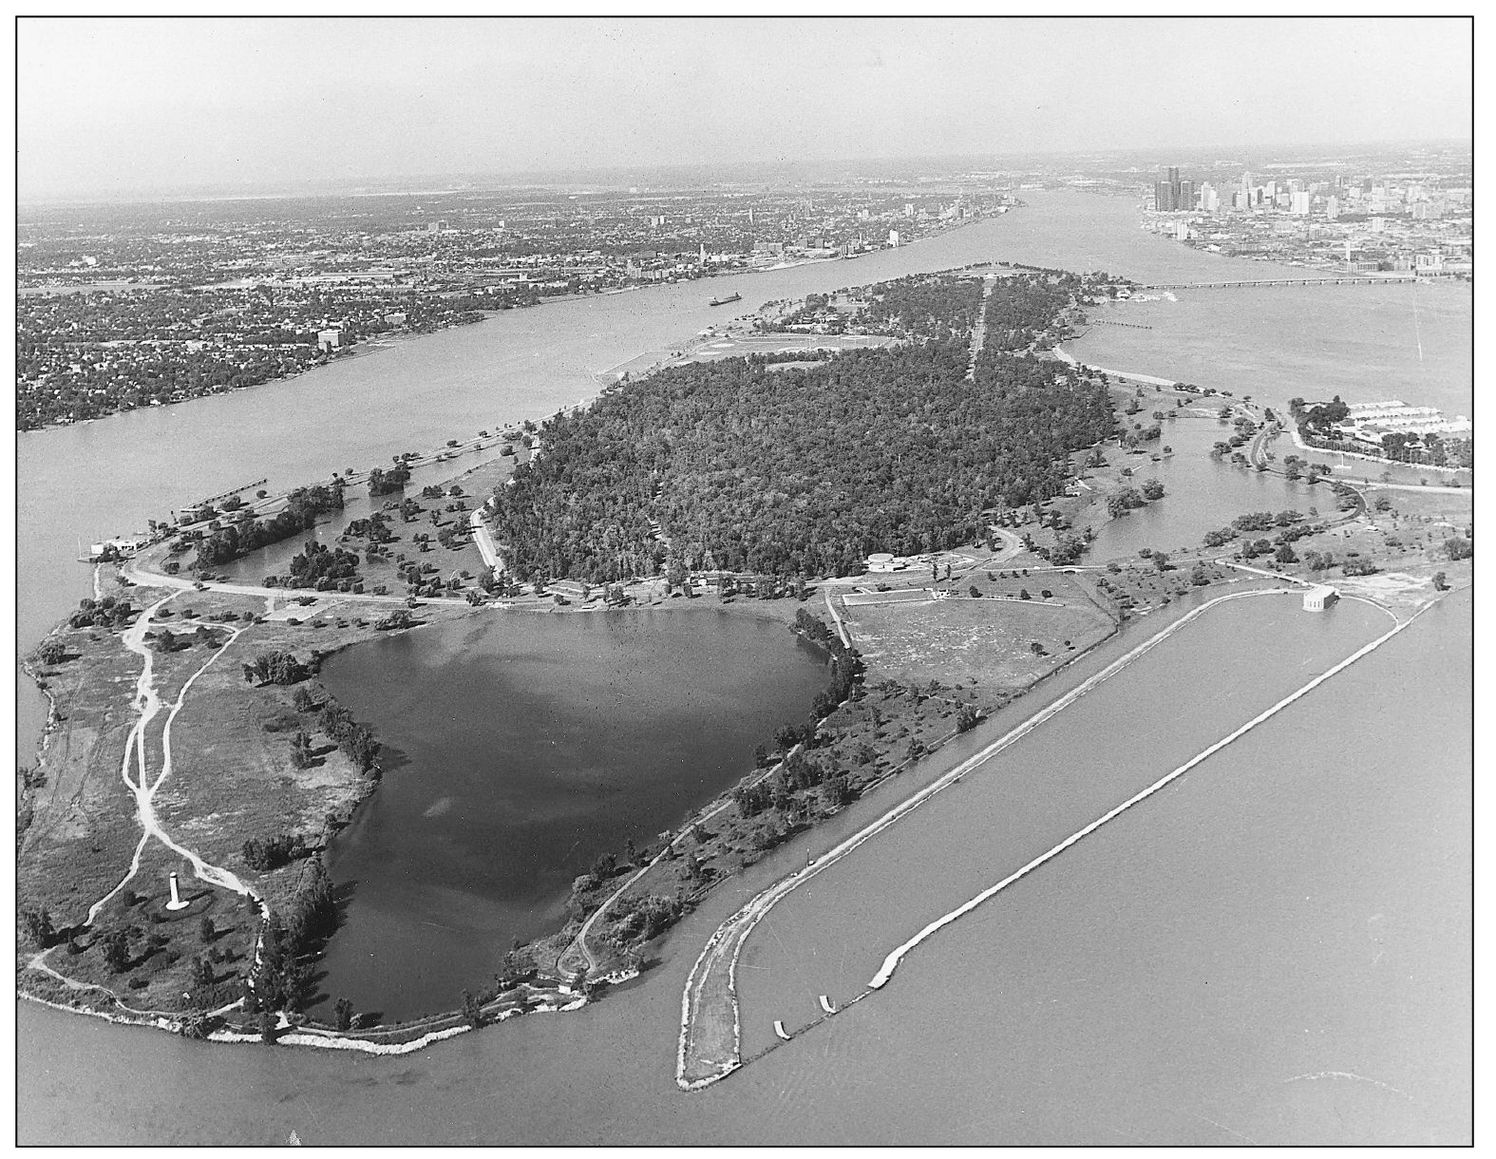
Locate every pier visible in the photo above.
<box><xmin>195</xmin><ymin>477</ymin><xmax>268</xmax><ymax>507</ymax></box>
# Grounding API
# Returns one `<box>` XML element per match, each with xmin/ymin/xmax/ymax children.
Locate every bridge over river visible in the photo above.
<box><xmin>1137</xmin><ymin>274</ymin><xmax>1417</xmax><ymax>290</ymax></box>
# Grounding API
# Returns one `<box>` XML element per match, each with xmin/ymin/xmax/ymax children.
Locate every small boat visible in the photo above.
<box><xmin>774</xmin><ymin>1019</ymin><xmax>792</xmax><ymax>1041</ymax></box>
<box><xmin>708</xmin><ymin>293</ymin><xmax>741</xmax><ymax>307</ymax></box>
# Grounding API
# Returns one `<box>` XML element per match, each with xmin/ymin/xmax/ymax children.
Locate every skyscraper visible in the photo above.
<box><xmin>1155</xmin><ymin>166</ymin><xmax>1194</xmax><ymax>212</ymax></box>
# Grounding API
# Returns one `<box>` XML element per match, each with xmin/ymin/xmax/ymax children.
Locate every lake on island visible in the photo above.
<box><xmin>315</xmin><ymin>607</ymin><xmax>832</xmax><ymax>1022</ymax></box>
<box><xmin>16</xmin><ymin>189</ymin><xmax>1470</xmax><ymax>1143</ymax></box>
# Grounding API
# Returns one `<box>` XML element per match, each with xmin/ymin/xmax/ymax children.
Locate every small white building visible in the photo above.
<box><xmin>1303</xmin><ymin>585</ymin><xmax>1339</xmax><ymax>612</ymax></box>
<box><xmin>317</xmin><ymin>328</ymin><xmax>341</xmax><ymax>353</ymax></box>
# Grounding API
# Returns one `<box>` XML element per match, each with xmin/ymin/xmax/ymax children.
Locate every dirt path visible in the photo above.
<box><xmin>30</xmin><ymin>594</ymin><xmax>270</xmax><ymax>1001</ymax></box>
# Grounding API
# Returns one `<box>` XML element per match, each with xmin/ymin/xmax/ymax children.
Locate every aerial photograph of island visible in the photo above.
<box><xmin>12</xmin><ymin>15</ymin><xmax>1472</xmax><ymax>1146</ymax></box>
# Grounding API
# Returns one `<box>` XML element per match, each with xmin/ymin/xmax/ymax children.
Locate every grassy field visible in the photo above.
<box><xmin>845</xmin><ymin>591</ymin><xmax>1113</xmax><ymax>693</ymax></box>
<box><xmin>18</xmin><ymin>574</ymin><xmax>475</xmax><ymax>1020</ymax></box>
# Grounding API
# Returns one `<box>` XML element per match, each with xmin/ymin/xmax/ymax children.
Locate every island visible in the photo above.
<box><xmin>17</xmin><ymin>264</ymin><xmax>1473</xmax><ymax>1053</ymax></box>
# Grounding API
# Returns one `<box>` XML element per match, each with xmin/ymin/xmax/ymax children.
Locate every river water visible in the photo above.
<box><xmin>15</xmin><ymin>189</ymin><xmax>1470</xmax><ymax>1143</ymax></box>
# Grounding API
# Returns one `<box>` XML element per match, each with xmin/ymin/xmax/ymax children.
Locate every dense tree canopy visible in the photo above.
<box><xmin>489</xmin><ymin>273</ymin><xmax>1114</xmax><ymax>583</ymax></box>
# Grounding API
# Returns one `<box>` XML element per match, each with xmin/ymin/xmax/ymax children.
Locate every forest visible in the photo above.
<box><xmin>489</xmin><ymin>272</ymin><xmax>1114</xmax><ymax>584</ymax></box>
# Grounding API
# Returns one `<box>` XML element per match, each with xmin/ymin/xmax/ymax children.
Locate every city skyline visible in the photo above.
<box><xmin>18</xmin><ymin>16</ymin><xmax>1472</xmax><ymax>200</ymax></box>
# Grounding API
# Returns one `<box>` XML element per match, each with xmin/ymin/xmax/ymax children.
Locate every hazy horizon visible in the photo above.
<box><xmin>18</xmin><ymin>16</ymin><xmax>1473</xmax><ymax>201</ymax></box>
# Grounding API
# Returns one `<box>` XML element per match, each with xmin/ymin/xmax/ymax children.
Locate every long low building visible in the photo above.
<box><xmin>1336</xmin><ymin>398</ymin><xmax>1472</xmax><ymax>442</ymax></box>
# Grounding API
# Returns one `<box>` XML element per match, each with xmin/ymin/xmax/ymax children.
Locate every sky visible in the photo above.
<box><xmin>16</xmin><ymin>16</ymin><xmax>1473</xmax><ymax>199</ymax></box>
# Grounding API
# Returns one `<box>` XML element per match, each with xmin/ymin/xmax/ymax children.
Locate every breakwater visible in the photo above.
<box><xmin>677</xmin><ymin>588</ymin><xmax>1419</xmax><ymax>1090</ymax></box>
<box><xmin>1139</xmin><ymin>275</ymin><xmax>1417</xmax><ymax>290</ymax></box>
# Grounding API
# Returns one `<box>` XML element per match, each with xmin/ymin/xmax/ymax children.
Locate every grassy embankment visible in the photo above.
<box><xmin>17</xmin><ymin>573</ymin><xmax>473</xmax><ymax>1024</ymax></box>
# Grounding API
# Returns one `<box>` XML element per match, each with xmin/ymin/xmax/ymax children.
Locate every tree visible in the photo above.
<box><xmin>1140</xmin><ymin>478</ymin><xmax>1165</xmax><ymax>501</ymax></box>
<box><xmin>19</xmin><ymin>906</ymin><xmax>56</xmax><ymax>947</ymax></box>
<box><xmin>1151</xmin><ymin>552</ymin><xmax>1170</xmax><ymax>572</ymax></box>
<box><xmin>334</xmin><ymin>997</ymin><xmax>354</xmax><ymax>1032</ymax></box>
<box><xmin>462</xmin><ymin>990</ymin><xmax>484</xmax><ymax>1029</ymax></box>
<box><xmin>1432</xmin><ymin>571</ymin><xmax>1449</xmax><ymax>591</ymax></box>
<box><xmin>102</xmin><ymin>928</ymin><xmax>133</xmax><ymax>973</ymax></box>
<box><xmin>1445</xmin><ymin>537</ymin><xmax>1473</xmax><ymax>561</ymax></box>
<box><xmin>290</xmin><ymin>730</ymin><xmax>315</xmax><ymax>769</ymax></box>
<box><xmin>35</xmin><ymin>640</ymin><xmax>66</xmax><ymax>666</ymax></box>
<box><xmin>199</xmin><ymin>915</ymin><xmax>215</xmax><ymax>943</ymax></box>
<box><xmin>1275</xmin><ymin>543</ymin><xmax>1298</xmax><ymax>564</ymax></box>
<box><xmin>190</xmin><ymin>954</ymin><xmax>215</xmax><ymax>988</ymax></box>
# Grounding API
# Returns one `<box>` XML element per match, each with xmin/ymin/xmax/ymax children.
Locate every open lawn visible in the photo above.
<box><xmin>844</xmin><ymin>590</ymin><xmax>1113</xmax><ymax>693</ymax></box>
<box><xmin>19</xmin><ymin>575</ymin><xmax>475</xmax><ymax>1019</ymax></box>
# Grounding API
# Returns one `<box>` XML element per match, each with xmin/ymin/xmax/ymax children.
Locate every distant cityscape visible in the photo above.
<box><xmin>1144</xmin><ymin>157</ymin><xmax>1472</xmax><ymax>278</ymax></box>
<box><xmin>16</xmin><ymin>183</ymin><xmax>1013</xmax><ymax>428</ymax></box>
<box><xmin>16</xmin><ymin>142</ymin><xmax>1471</xmax><ymax>432</ymax></box>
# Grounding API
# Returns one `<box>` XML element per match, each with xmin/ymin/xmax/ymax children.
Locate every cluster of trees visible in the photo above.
<box><xmin>318</xmin><ymin>701</ymin><xmax>380</xmax><ymax>773</ymax></box>
<box><xmin>1105</xmin><ymin>478</ymin><xmax>1164</xmax><ymax>518</ymax></box>
<box><xmin>284</xmin><ymin>540</ymin><xmax>360</xmax><ymax>588</ymax></box>
<box><xmin>67</xmin><ymin>595</ymin><xmax>135</xmax><ymax>629</ymax></box>
<box><xmin>792</xmin><ymin>608</ymin><xmax>865</xmax><ymax>719</ymax></box>
<box><xmin>19</xmin><ymin>906</ymin><xmax>62</xmax><ymax>948</ymax></box>
<box><xmin>242</xmin><ymin>650</ymin><xmax>309</xmax><ymax>686</ymax></box>
<box><xmin>345</xmin><ymin>511</ymin><xmax>397</xmax><ymax>545</ymax></box>
<box><xmin>1289</xmin><ymin>395</ymin><xmax>1350</xmax><ymax>433</ymax></box>
<box><xmin>1200</xmin><ymin>510</ymin><xmax>1320</xmax><ymax>558</ymax></box>
<box><xmin>732</xmin><ymin>611</ymin><xmax>863</xmax><ymax>818</ymax></box>
<box><xmin>604</xmin><ymin>894</ymin><xmax>682</xmax><ymax>948</ymax></box>
<box><xmin>733</xmin><ymin>747</ymin><xmax>848</xmax><ymax>819</ymax></box>
<box><xmin>147</xmin><ymin>625</ymin><xmax>223</xmax><ymax>652</ymax></box>
<box><xmin>243</xmin><ymin>861</ymin><xmax>339</xmax><ymax>1014</ymax></box>
<box><xmin>492</xmin><ymin>317</ymin><xmax>1111</xmax><ymax>583</ymax></box>
<box><xmin>856</xmin><ymin>274</ymin><xmax>984</xmax><ymax>338</ymax></box>
<box><xmin>242</xmin><ymin>832</ymin><xmax>310</xmax><ymax>871</ymax></box>
<box><xmin>193</xmin><ymin>483</ymin><xmax>345</xmax><ymax>569</ymax></box>
<box><xmin>366</xmin><ymin>461</ymin><xmax>412</xmax><ymax>496</ymax></box>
